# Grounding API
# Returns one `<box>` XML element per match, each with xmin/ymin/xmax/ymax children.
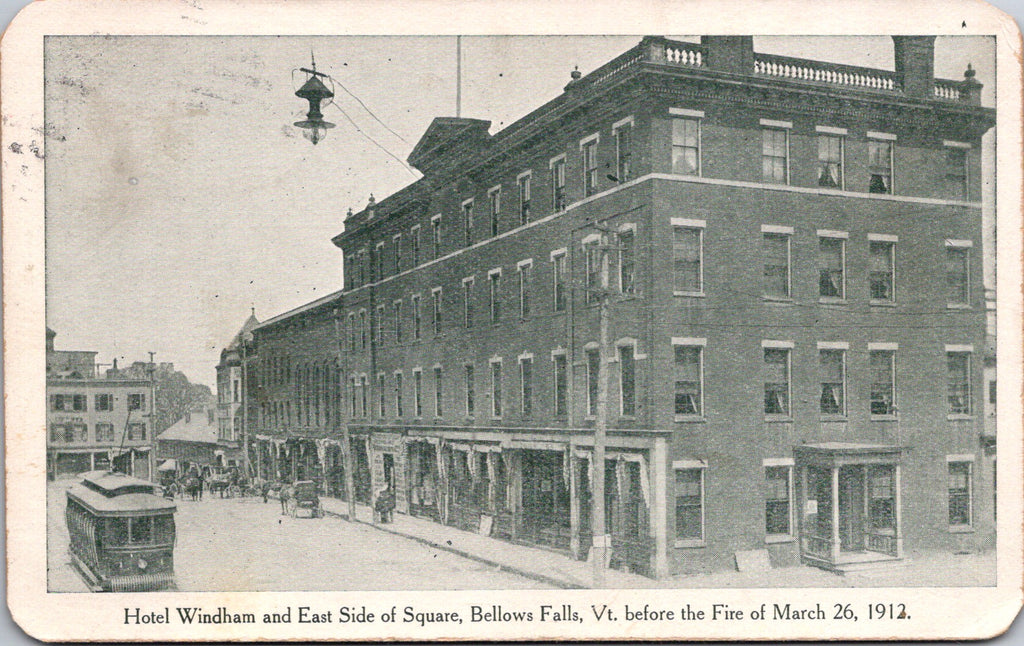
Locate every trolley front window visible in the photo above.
<box><xmin>106</xmin><ymin>515</ymin><xmax>174</xmax><ymax>546</ymax></box>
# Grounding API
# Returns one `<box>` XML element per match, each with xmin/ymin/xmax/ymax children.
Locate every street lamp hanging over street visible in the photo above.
<box><xmin>293</xmin><ymin>56</ymin><xmax>335</xmax><ymax>145</ymax></box>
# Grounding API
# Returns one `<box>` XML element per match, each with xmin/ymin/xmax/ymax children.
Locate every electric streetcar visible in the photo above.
<box><xmin>65</xmin><ymin>470</ymin><xmax>177</xmax><ymax>592</ymax></box>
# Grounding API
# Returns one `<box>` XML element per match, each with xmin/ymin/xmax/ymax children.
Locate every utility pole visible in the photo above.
<box><xmin>241</xmin><ymin>334</ymin><xmax>251</xmax><ymax>478</ymax></box>
<box><xmin>590</xmin><ymin>236</ymin><xmax>612</xmax><ymax>588</ymax></box>
<box><xmin>147</xmin><ymin>351</ymin><xmax>157</xmax><ymax>481</ymax></box>
<box><xmin>333</xmin><ymin>307</ymin><xmax>357</xmax><ymax>521</ymax></box>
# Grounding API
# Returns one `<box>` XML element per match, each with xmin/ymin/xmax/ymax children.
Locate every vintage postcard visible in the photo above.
<box><xmin>3</xmin><ymin>0</ymin><xmax>1022</xmax><ymax>641</ymax></box>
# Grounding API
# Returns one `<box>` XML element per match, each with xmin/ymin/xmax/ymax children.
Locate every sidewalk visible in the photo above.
<box><xmin>317</xmin><ymin>497</ymin><xmax>653</xmax><ymax>589</ymax></box>
<box><xmin>313</xmin><ymin>496</ymin><xmax>996</xmax><ymax>589</ymax></box>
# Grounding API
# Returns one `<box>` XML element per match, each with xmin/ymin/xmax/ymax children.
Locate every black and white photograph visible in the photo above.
<box><xmin>4</xmin><ymin>0</ymin><xmax>1022</xmax><ymax>641</ymax></box>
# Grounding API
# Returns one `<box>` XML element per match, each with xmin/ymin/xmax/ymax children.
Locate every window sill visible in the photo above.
<box><xmin>674</xmin><ymin>414</ymin><xmax>706</xmax><ymax>423</ymax></box>
<box><xmin>947</xmin><ymin>303</ymin><xmax>972</xmax><ymax>310</ymax></box>
<box><xmin>674</xmin><ymin>539</ymin><xmax>706</xmax><ymax>549</ymax></box>
<box><xmin>819</xmin><ymin>414</ymin><xmax>848</xmax><ymax>423</ymax></box>
<box><xmin>947</xmin><ymin>413</ymin><xmax>974</xmax><ymax>421</ymax></box>
<box><xmin>870</xmin><ymin>300</ymin><xmax>897</xmax><ymax>307</ymax></box>
<box><xmin>764</xmin><ymin>415</ymin><xmax>793</xmax><ymax>423</ymax></box>
<box><xmin>765</xmin><ymin>534</ymin><xmax>795</xmax><ymax>545</ymax></box>
<box><xmin>673</xmin><ymin>291</ymin><xmax>705</xmax><ymax>298</ymax></box>
<box><xmin>818</xmin><ymin>297</ymin><xmax>846</xmax><ymax>305</ymax></box>
<box><xmin>762</xmin><ymin>296</ymin><xmax>794</xmax><ymax>304</ymax></box>
<box><xmin>948</xmin><ymin>524</ymin><xmax>975</xmax><ymax>534</ymax></box>
<box><xmin>870</xmin><ymin>414</ymin><xmax>898</xmax><ymax>421</ymax></box>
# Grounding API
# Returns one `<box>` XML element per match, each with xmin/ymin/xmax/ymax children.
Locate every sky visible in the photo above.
<box><xmin>43</xmin><ymin>35</ymin><xmax>995</xmax><ymax>389</ymax></box>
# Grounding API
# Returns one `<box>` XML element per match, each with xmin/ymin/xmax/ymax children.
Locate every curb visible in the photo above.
<box><xmin>320</xmin><ymin>506</ymin><xmax>585</xmax><ymax>590</ymax></box>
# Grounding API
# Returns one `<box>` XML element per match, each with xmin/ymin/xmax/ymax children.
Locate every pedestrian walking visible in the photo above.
<box><xmin>374</xmin><ymin>486</ymin><xmax>395</xmax><ymax>523</ymax></box>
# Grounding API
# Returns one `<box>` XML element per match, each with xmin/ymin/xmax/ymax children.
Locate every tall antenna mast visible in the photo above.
<box><xmin>456</xmin><ymin>35</ymin><xmax>462</xmax><ymax>118</ymax></box>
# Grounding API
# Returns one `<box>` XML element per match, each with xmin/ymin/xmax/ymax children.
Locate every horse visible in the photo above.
<box><xmin>279</xmin><ymin>483</ymin><xmax>293</xmax><ymax>515</ymax></box>
<box><xmin>185</xmin><ymin>476</ymin><xmax>202</xmax><ymax>502</ymax></box>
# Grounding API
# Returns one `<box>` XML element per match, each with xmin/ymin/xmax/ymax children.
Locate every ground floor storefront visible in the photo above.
<box><xmin>249</xmin><ymin>428</ymin><xmax>995</xmax><ymax>580</ymax></box>
<box><xmin>47</xmin><ymin>446</ymin><xmax>153</xmax><ymax>481</ymax></box>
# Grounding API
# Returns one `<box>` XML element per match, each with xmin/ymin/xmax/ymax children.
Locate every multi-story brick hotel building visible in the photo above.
<box><xmin>249</xmin><ymin>36</ymin><xmax>994</xmax><ymax>577</ymax></box>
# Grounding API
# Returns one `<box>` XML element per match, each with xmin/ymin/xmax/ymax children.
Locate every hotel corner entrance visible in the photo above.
<box><xmin>795</xmin><ymin>443</ymin><xmax>904</xmax><ymax>573</ymax></box>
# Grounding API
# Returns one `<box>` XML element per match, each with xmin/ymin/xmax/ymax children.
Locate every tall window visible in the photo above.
<box><xmin>347</xmin><ymin>313</ymin><xmax>357</xmax><ymax>352</ymax></box>
<box><xmin>431</xmin><ymin>288</ymin><xmax>443</xmax><ymax>335</ymax></box>
<box><xmin>552</xmin><ymin>251</ymin><xmax>567</xmax><ymax>312</ymax></box>
<box><xmin>763</xmin><ymin>347</ymin><xmax>790</xmax><ymax>415</ymax></box>
<box><xmin>817</xmin><ymin>134</ymin><xmax>843</xmax><ymax>188</ymax></box>
<box><xmin>517</xmin><ymin>172</ymin><xmax>531</xmax><ymax>225</ymax></box>
<box><xmin>675</xmin><ymin>467</ymin><xmax>704</xmax><ymax>543</ymax></box>
<box><xmin>375</xmin><ymin>242</ymin><xmax>385</xmax><ymax>280</ymax></box>
<box><xmin>393</xmin><ymin>300</ymin><xmax>403</xmax><ymax>344</ymax></box>
<box><xmin>946</xmin><ymin>244</ymin><xmax>970</xmax><ymax>306</ymax></box>
<box><xmin>551</xmin><ymin>156</ymin><xmax>566</xmax><ymax>211</ymax></box>
<box><xmin>413</xmin><ymin>370</ymin><xmax>423</xmax><ymax>417</ymax></box>
<box><xmin>868</xmin><ymin>139</ymin><xmax>893</xmax><ymax>194</ymax></box>
<box><xmin>464</xmin><ymin>364</ymin><xmax>475</xmax><ymax>416</ymax></box>
<box><xmin>948</xmin><ymin>461</ymin><xmax>973</xmax><ymax>527</ymax></box>
<box><xmin>374</xmin><ymin>305</ymin><xmax>385</xmax><ymax>345</ymax></box>
<box><xmin>762</xmin><ymin>128</ymin><xmax>788</xmax><ymax>184</ymax></box>
<box><xmin>377</xmin><ymin>374</ymin><xmax>386</xmax><ymax>418</ymax></box>
<box><xmin>818</xmin><ymin>235</ymin><xmax>845</xmax><ymax>300</ymax></box>
<box><xmin>488</xmin><ymin>187</ymin><xmax>501</xmax><ymax>237</ymax></box>
<box><xmin>615</xmin><ymin>120</ymin><xmax>632</xmax><ymax>183</ymax></box>
<box><xmin>393</xmin><ymin>234</ymin><xmax>402</xmax><ymax>273</ymax></box>
<box><xmin>765</xmin><ymin>466</ymin><xmax>793</xmax><ymax>537</ymax></box>
<box><xmin>673</xmin><ymin>344</ymin><xmax>702</xmax><ymax>416</ymax></box>
<box><xmin>518</xmin><ymin>262</ymin><xmax>531</xmax><ymax>319</ymax></box>
<box><xmin>553</xmin><ymin>353</ymin><xmax>568</xmax><ymax>418</ymax></box>
<box><xmin>619</xmin><ymin>345</ymin><xmax>636</xmax><ymax>417</ymax></box>
<box><xmin>360</xmin><ymin>374</ymin><xmax>368</xmax><ymax>418</ymax></box>
<box><xmin>395</xmin><ymin>372</ymin><xmax>404</xmax><ymax>417</ymax></box>
<box><xmin>95</xmin><ymin>422</ymin><xmax>115</xmax><ymax>442</ymax></box>
<box><xmin>586</xmin><ymin>348</ymin><xmax>600</xmax><ymax>417</ymax></box>
<box><xmin>762</xmin><ymin>231</ymin><xmax>791</xmax><ymax>299</ymax></box>
<box><xmin>431</xmin><ymin>215</ymin><xmax>442</xmax><ymax>259</ymax></box>
<box><xmin>947</xmin><ymin>351</ymin><xmax>972</xmax><ymax>415</ymax></box>
<box><xmin>95</xmin><ymin>394</ymin><xmax>113</xmax><ymax>411</ymax></box>
<box><xmin>360</xmin><ymin>310</ymin><xmax>368</xmax><ymax>349</ymax></box>
<box><xmin>672</xmin><ymin>224</ymin><xmax>702</xmax><ymax>295</ymax></box>
<box><xmin>619</xmin><ymin>229</ymin><xmax>635</xmax><ymax>294</ymax></box>
<box><xmin>520</xmin><ymin>356</ymin><xmax>533</xmax><ymax>417</ymax></box>
<box><xmin>869</xmin><ymin>239</ymin><xmax>896</xmax><ymax>302</ymax></box>
<box><xmin>433</xmin><ymin>367</ymin><xmax>443</xmax><ymax>417</ymax></box>
<box><xmin>127</xmin><ymin>423</ymin><xmax>146</xmax><ymax>441</ymax></box>
<box><xmin>411</xmin><ymin>295</ymin><xmax>422</xmax><ymax>340</ymax></box>
<box><xmin>945</xmin><ymin>144</ymin><xmax>969</xmax><ymax>200</ymax></box>
<box><xmin>491</xmin><ymin>360</ymin><xmax>503</xmax><ymax>418</ymax></box>
<box><xmin>462</xmin><ymin>278</ymin><xmax>474</xmax><ymax>328</ymax></box>
<box><xmin>128</xmin><ymin>393</ymin><xmax>145</xmax><ymax>411</ymax></box>
<box><xmin>411</xmin><ymin>225</ymin><xmax>421</xmax><ymax>266</ymax></box>
<box><xmin>584</xmin><ymin>240</ymin><xmax>601</xmax><ymax>306</ymax></box>
<box><xmin>349</xmin><ymin>376</ymin><xmax>357</xmax><ymax>417</ymax></box>
<box><xmin>869</xmin><ymin>349</ymin><xmax>896</xmax><ymax>415</ymax></box>
<box><xmin>462</xmin><ymin>199</ymin><xmax>474</xmax><ymax>246</ymax></box>
<box><xmin>671</xmin><ymin>117</ymin><xmax>700</xmax><ymax>175</ymax></box>
<box><xmin>819</xmin><ymin>349</ymin><xmax>846</xmax><ymax>415</ymax></box>
<box><xmin>489</xmin><ymin>270</ymin><xmax>501</xmax><ymax>322</ymax></box>
<box><xmin>582</xmin><ymin>136</ymin><xmax>599</xmax><ymax>196</ymax></box>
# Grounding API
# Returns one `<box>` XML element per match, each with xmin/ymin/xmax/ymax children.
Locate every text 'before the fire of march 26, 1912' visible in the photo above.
<box><xmin>123</xmin><ymin>602</ymin><xmax>912</xmax><ymax>627</ymax></box>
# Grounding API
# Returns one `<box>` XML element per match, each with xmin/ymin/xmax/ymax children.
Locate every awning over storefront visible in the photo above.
<box><xmin>158</xmin><ymin>459</ymin><xmax>177</xmax><ymax>471</ymax></box>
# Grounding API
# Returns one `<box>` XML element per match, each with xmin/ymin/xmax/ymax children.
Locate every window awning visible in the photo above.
<box><xmin>794</xmin><ymin>442</ymin><xmax>905</xmax><ymax>468</ymax></box>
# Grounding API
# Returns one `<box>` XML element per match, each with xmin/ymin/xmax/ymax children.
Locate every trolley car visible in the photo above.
<box><xmin>65</xmin><ymin>470</ymin><xmax>177</xmax><ymax>592</ymax></box>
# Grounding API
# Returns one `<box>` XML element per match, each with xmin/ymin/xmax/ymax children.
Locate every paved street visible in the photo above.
<box><xmin>47</xmin><ymin>479</ymin><xmax>550</xmax><ymax>592</ymax></box>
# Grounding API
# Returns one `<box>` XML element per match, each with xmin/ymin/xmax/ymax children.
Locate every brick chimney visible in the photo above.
<box><xmin>893</xmin><ymin>36</ymin><xmax>936</xmax><ymax>98</ymax></box>
<box><xmin>700</xmin><ymin>36</ymin><xmax>755</xmax><ymax>74</ymax></box>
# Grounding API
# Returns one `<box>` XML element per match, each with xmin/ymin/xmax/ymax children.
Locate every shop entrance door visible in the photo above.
<box><xmin>838</xmin><ymin>465</ymin><xmax>865</xmax><ymax>552</ymax></box>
